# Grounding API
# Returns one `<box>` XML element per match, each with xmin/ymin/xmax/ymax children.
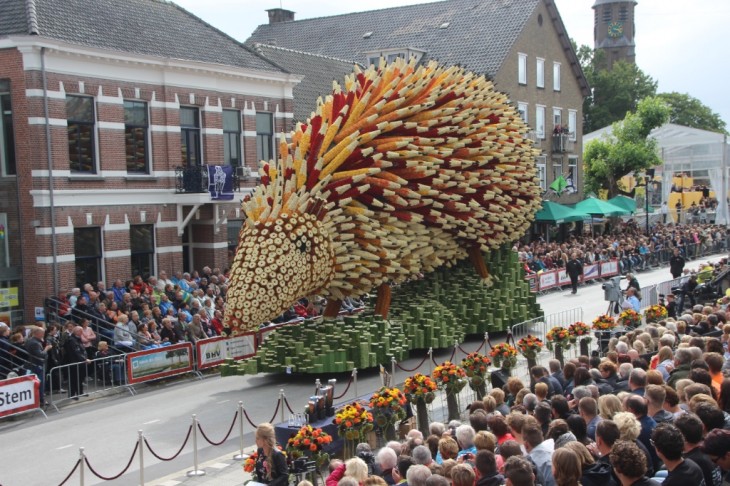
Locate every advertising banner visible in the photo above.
<box><xmin>583</xmin><ymin>263</ymin><xmax>600</xmax><ymax>282</ymax></box>
<box><xmin>0</xmin><ymin>375</ymin><xmax>40</xmax><ymax>418</ymax></box>
<box><xmin>557</xmin><ymin>269</ymin><xmax>571</xmax><ymax>286</ymax></box>
<box><xmin>538</xmin><ymin>270</ymin><xmax>558</xmax><ymax>291</ymax></box>
<box><xmin>126</xmin><ymin>343</ymin><xmax>194</xmax><ymax>385</ymax></box>
<box><xmin>600</xmin><ymin>260</ymin><xmax>619</xmax><ymax>277</ymax></box>
<box><xmin>525</xmin><ymin>274</ymin><xmax>538</xmax><ymax>293</ymax></box>
<box><xmin>196</xmin><ymin>334</ymin><xmax>257</xmax><ymax>370</ymax></box>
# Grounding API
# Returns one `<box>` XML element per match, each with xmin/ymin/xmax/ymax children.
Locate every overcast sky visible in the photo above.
<box><xmin>175</xmin><ymin>0</ymin><xmax>729</xmax><ymax>128</ymax></box>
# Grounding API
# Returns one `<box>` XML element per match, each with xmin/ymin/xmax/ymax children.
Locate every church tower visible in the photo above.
<box><xmin>593</xmin><ymin>0</ymin><xmax>637</xmax><ymax>69</ymax></box>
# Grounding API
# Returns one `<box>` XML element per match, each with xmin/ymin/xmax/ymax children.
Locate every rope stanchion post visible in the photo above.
<box><xmin>484</xmin><ymin>333</ymin><xmax>488</xmax><ymax>352</ymax></box>
<box><xmin>352</xmin><ymin>368</ymin><xmax>358</xmax><ymax>398</ymax></box>
<box><xmin>79</xmin><ymin>447</ymin><xmax>85</xmax><ymax>486</ymax></box>
<box><xmin>279</xmin><ymin>389</ymin><xmax>285</xmax><ymax>424</ymax></box>
<box><xmin>454</xmin><ymin>341</ymin><xmax>459</xmax><ymax>362</ymax></box>
<box><xmin>428</xmin><ymin>348</ymin><xmax>433</xmax><ymax>375</ymax></box>
<box><xmin>138</xmin><ymin>430</ymin><xmax>145</xmax><ymax>486</ymax></box>
<box><xmin>186</xmin><ymin>415</ymin><xmax>206</xmax><ymax>478</ymax></box>
<box><xmin>234</xmin><ymin>401</ymin><xmax>247</xmax><ymax>461</ymax></box>
<box><xmin>391</xmin><ymin>356</ymin><xmax>396</xmax><ymax>383</ymax></box>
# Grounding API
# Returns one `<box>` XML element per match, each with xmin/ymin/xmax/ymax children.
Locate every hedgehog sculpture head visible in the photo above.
<box><xmin>224</xmin><ymin>58</ymin><xmax>541</xmax><ymax>334</ymax></box>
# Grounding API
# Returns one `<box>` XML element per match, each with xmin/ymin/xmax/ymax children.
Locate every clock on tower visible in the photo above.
<box><xmin>607</xmin><ymin>21</ymin><xmax>624</xmax><ymax>38</ymax></box>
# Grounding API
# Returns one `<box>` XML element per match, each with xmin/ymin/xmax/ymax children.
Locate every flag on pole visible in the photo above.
<box><xmin>549</xmin><ymin>175</ymin><xmax>567</xmax><ymax>195</ymax></box>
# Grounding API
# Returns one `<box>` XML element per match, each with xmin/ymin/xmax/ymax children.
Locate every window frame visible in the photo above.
<box><xmin>518</xmin><ymin>53</ymin><xmax>527</xmax><ymax>85</ymax></box>
<box><xmin>552</xmin><ymin>159</ymin><xmax>563</xmax><ymax>184</ymax></box>
<box><xmin>124</xmin><ymin>100</ymin><xmax>150</xmax><ymax>174</ymax></box>
<box><xmin>536</xmin><ymin>57</ymin><xmax>545</xmax><ymax>89</ymax></box>
<box><xmin>517</xmin><ymin>102</ymin><xmax>528</xmax><ymax>124</ymax></box>
<box><xmin>535</xmin><ymin>105</ymin><xmax>546</xmax><ymax>139</ymax></box>
<box><xmin>567</xmin><ymin>156</ymin><xmax>579</xmax><ymax>192</ymax></box>
<box><xmin>66</xmin><ymin>95</ymin><xmax>98</xmax><ymax>174</ymax></box>
<box><xmin>0</xmin><ymin>90</ymin><xmax>16</xmax><ymax>177</ymax></box>
<box><xmin>180</xmin><ymin>106</ymin><xmax>202</xmax><ymax>167</ymax></box>
<box><xmin>223</xmin><ymin>109</ymin><xmax>243</xmax><ymax>167</ymax></box>
<box><xmin>553</xmin><ymin>107</ymin><xmax>562</xmax><ymax>129</ymax></box>
<box><xmin>568</xmin><ymin>110</ymin><xmax>577</xmax><ymax>141</ymax></box>
<box><xmin>553</xmin><ymin>62</ymin><xmax>561</xmax><ymax>91</ymax></box>
<box><xmin>74</xmin><ymin>227</ymin><xmax>103</xmax><ymax>288</ymax></box>
<box><xmin>256</xmin><ymin>112</ymin><xmax>275</xmax><ymax>163</ymax></box>
<box><xmin>536</xmin><ymin>156</ymin><xmax>547</xmax><ymax>191</ymax></box>
<box><xmin>130</xmin><ymin>224</ymin><xmax>155</xmax><ymax>280</ymax></box>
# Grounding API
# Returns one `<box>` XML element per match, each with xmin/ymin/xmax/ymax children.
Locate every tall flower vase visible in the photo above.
<box><xmin>580</xmin><ymin>339</ymin><xmax>590</xmax><ymax>357</ymax></box>
<box><xmin>446</xmin><ymin>392</ymin><xmax>460</xmax><ymax>421</ymax></box>
<box><xmin>555</xmin><ymin>345</ymin><xmax>564</xmax><ymax>367</ymax></box>
<box><xmin>526</xmin><ymin>356</ymin><xmax>537</xmax><ymax>385</ymax></box>
<box><xmin>470</xmin><ymin>376</ymin><xmax>487</xmax><ymax>401</ymax></box>
<box><xmin>415</xmin><ymin>398</ymin><xmax>430</xmax><ymax>438</ymax></box>
<box><xmin>343</xmin><ymin>439</ymin><xmax>357</xmax><ymax>459</ymax></box>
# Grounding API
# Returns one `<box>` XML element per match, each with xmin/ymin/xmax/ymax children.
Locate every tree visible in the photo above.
<box><xmin>656</xmin><ymin>92</ymin><xmax>727</xmax><ymax>134</ymax></box>
<box><xmin>584</xmin><ymin>96</ymin><xmax>670</xmax><ymax>198</ymax></box>
<box><xmin>576</xmin><ymin>43</ymin><xmax>658</xmax><ymax>133</ymax></box>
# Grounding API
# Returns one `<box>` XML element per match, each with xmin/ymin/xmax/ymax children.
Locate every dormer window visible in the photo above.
<box><xmin>364</xmin><ymin>47</ymin><xmax>426</xmax><ymax>66</ymax></box>
<box><xmin>363</xmin><ymin>31</ymin><xmax>373</xmax><ymax>39</ymax></box>
<box><xmin>439</xmin><ymin>22</ymin><xmax>450</xmax><ymax>29</ymax></box>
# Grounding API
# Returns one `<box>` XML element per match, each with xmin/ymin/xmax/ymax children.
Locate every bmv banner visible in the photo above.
<box><xmin>208</xmin><ymin>165</ymin><xmax>234</xmax><ymax>200</ymax></box>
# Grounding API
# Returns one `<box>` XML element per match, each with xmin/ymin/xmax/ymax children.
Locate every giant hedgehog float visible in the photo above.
<box><xmin>225</xmin><ymin>59</ymin><xmax>541</xmax><ymax>334</ymax></box>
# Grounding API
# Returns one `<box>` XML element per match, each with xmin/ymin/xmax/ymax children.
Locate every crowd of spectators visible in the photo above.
<box><xmin>311</xmin><ymin>296</ymin><xmax>730</xmax><ymax>486</ymax></box>
<box><xmin>517</xmin><ymin>221</ymin><xmax>729</xmax><ymax>276</ymax></box>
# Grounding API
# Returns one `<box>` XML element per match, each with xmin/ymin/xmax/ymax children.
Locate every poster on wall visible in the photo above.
<box><xmin>0</xmin><ymin>375</ymin><xmax>40</xmax><ymax>418</ymax></box>
<box><xmin>196</xmin><ymin>333</ymin><xmax>257</xmax><ymax>370</ymax></box>
<box><xmin>126</xmin><ymin>343</ymin><xmax>193</xmax><ymax>384</ymax></box>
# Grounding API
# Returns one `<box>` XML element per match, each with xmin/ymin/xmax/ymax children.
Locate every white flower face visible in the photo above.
<box><xmin>224</xmin><ymin>212</ymin><xmax>335</xmax><ymax>334</ymax></box>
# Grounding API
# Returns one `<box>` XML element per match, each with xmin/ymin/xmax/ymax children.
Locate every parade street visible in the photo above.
<box><xmin>0</xmin><ymin>253</ymin><xmax>725</xmax><ymax>486</ymax></box>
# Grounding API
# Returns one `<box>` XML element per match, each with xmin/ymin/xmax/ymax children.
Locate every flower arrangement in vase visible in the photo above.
<box><xmin>404</xmin><ymin>373</ymin><xmax>438</xmax><ymax>437</ymax></box>
<box><xmin>516</xmin><ymin>335</ymin><xmax>544</xmax><ymax>359</ymax></box>
<box><xmin>618</xmin><ymin>309</ymin><xmax>641</xmax><ymax>329</ymax></box>
<box><xmin>432</xmin><ymin>361</ymin><xmax>467</xmax><ymax>421</ymax></box>
<box><xmin>286</xmin><ymin>425</ymin><xmax>333</xmax><ymax>467</ymax></box>
<box><xmin>644</xmin><ymin>305</ymin><xmax>668</xmax><ymax>323</ymax></box>
<box><xmin>592</xmin><ymin>314</ymin><xmax>616</xmax><ymax>331</ymax></box>
<box><xmin>369</xmin><ymin>387</ymin><xmax>407</xmax><ymax>441</ymax></box>
<box><xmin>461</xmin><ymin>353</ymin><xmax>491</xmax><ymax>400</ymax></box>
<box><xmin>545</xmin><ymin>327</ymin><xmax>571</xmax><ymax>351</ymax></box>
<box><xmin>489</xmin><ymin>343</ymin><xmax>518</xmax><ymax>370</ymax></box>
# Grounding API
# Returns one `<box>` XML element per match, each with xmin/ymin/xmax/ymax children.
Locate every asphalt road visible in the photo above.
<box><xmin>1</xmin><ymin>252</ymin><xmax>724</xmax><ymax>486</ymax></box>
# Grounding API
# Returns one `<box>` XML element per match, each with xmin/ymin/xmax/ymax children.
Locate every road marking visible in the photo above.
<box><xmin>143</xmin><ymin>419</ymin><xmax>160</xmax><ymax>425</ymax></box>
<box><xmin>216</xmin><ymin>400</ymin><xmax>230</xmax><ymax>404</ymax></box>
<box><xmin>57</xmin><ymin>444</ymin><xmax>73</xmax><ymax>450</ymax></box>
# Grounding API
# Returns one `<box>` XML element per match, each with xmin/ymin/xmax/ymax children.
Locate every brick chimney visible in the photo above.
<box><xmin>266</xmin><ymin>8</ymin><xmax>295</xmax><ymax>24</ymax></box>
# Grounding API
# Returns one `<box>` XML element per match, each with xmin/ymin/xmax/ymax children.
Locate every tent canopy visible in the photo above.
<box><xmin>573</xmin><ymin>196</ymin><xmax>630</xmax><ymax>217</ymax></box>
<box><xmin>607</xmin><ymin>195</ymin><xmax>637</xmax><ymax>213</ymax></box>
<box><xmin>534</xmin><ymin>201</ymin><xmax>589</xmax><ymax>223</ymax></box>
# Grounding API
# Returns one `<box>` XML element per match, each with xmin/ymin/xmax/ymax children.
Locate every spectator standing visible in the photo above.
<box><xmin>652</xmin><ymin>423</ymin><xmax>706</xmax><ymax>486</ymax></box>
<box><xmin>524</xmin><ymin>424</ymin><xmax>556</xmax><ymax>486</ymax></box>
<box><xmin>675</xmin><ymin>413</ymin><xmax>722</xmax><ymax>486</ymax></box>
<box><xmin>63</xmin><ymin>326</ymin><xmax>90</xmax><ymax>399</ymax></box>
<box><xmin>25</xmin><ymin>327</ymin><xmax>51</xmax><ymax>406</ymax></box>
<box><xmin>566</xmin><ymin>253</ymin><xmax>583</xmax><ymax>295</ymax></box>
<box><xmin>610</xmin><ymin>440</ymin><xmax>661</xmax><ymax>486</ymax></box>
<box><xmin>670</xmin><ymin>249</ymin><xmax>686</xmax><ymax>279</ymax></box>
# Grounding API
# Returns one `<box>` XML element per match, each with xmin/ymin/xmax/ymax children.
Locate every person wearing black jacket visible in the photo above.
<box><xmin>254</xmin><ymin>423</ymin><xmax>288</xmax><ymax>486</ymax></box>
<box><xmin>670</xmin><ymin>249</ymin><xmax>686</xmax><ymax>279</ymax></box>
<box><xmin>475</xmin><ymin>450</ymin><xmax>504</xmax><ymax>486</ymax></box>
<box><xmin>609</xmin><ymin>440</ymin><xmax>661</xmax><ymax>486</ymax></box>
<box><xmin>566</xmin><ymin>253</ymin><xmax>583</xmax><ymax>295</ymax></box>
<box><xmin>63</xmin><ymin>326</ymin><xmax>90</xmax><ymax>399</ymax></box>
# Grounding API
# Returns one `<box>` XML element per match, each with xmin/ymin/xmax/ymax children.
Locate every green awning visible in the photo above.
<box><xmin>574</xmin><ymin>196</ymin><xmax>631</xmax><ymax>217</ymax></box>
<box><xmin>534</xmin><ymin>201</ymin><xmax>590</xmax><ymax>223</ymax></box>
<box><xmin>607</xmin><ymin>195</ymin><xmax>637</xmax><ymax>213</ymax></box>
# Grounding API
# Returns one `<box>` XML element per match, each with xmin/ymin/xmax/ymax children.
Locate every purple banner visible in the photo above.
<box><xmin>208</xmin><ymin>165</ymin><xmax>234</xmax><ymax>200</ymax></box>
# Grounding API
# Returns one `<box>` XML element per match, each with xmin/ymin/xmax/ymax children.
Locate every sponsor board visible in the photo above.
<box><xmin>126</xmin><ymin>343</ymin><xmax>194</xmax><ymax>384</ymax></box>
<box><xmin>600</xmin><ymin>260</ymin><xmax>619</xmax><ymax>277</ymax></box>
<box><xmin>583</xmin><ymin>263</ymin><xmax>599</xmax><ymax>281</ymax></box>
<box><xmin>196</xmin><ymin>334</ymin><xmax>257</xmax><ymax>370</ymax></box>
<box><xmin>538</xmin><ymin>270</ymin><xmax>558</xmax><ymax>290</ymax></box>
<box><xmin>0</xmin><ymin>375</ymin><xmax>40</xmax><ymax>418</ymax></box>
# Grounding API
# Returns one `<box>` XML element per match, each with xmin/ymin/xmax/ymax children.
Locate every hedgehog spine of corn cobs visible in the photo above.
<box><xmin>224</xmin><ymin>58</ymin><xmax>541</xmax><ymax>335</ymax></box>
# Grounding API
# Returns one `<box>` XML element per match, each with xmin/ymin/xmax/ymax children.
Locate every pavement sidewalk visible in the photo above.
<box><xmin>149</xmin><ymin>448</ymin><xmax>253</xmax><ymax>486</ymax></box>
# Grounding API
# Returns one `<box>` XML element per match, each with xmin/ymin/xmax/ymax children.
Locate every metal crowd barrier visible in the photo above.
<box><xmin>48</xmin><ymin>354</ymin><xmax>135</xmax><ymax>411</ymax></box>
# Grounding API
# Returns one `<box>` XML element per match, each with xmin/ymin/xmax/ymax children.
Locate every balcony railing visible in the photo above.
<box><xmin>552</xmin><ymin>132</ymin><xmax>575</xmax><ymax>153</ymax></box>
<box><xmin>175</xmin><ymin>165</ymin><xmax>246</xmax><ymax>194</ymax></box>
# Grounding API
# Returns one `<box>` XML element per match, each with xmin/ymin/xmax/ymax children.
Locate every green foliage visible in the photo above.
<box><xmin>657</xmin><ymin>92</ymin><xmax>727</xmax><ymax>134</ymax></box>
<box><xmin>584</xmin><ymin>97</ymin><xmax>670</xmax><ymax>197</ymax></box>
<box><xmin>576</xmin><ymin>44</ymin><xmax>657</xmax><ymax>133</ymax></box>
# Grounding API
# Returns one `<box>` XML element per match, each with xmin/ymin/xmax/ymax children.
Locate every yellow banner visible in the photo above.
<box><xmin>0</xmin><ymin>287</ymin><xmax>19</xmax><ymax>307</ymax></box>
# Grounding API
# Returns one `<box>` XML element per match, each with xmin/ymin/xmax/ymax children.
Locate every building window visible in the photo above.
<box><xmin>256</xmin><ymin>112</ymin><xmax>274</xmax><ymax>162</ymax></box>
<box><xmin>124</xmin><ymin>100</ymin><xmax>149</xmax><ymax>173</ymax></box>
<box><xmin>536</xmin><ymin>156</ymin><xmax>547</xmax><ymax>191</ymax></box>
<box><xmin>553</xmin><ymin>159</ymin><xmax>563</xmax><ymax>184</ymax></box>
<box><xmin>517</xmin><ymin>102</ymin><xmax>528</xmax><ymax>124</ymax></box>
<box><xmin>553</xmin><ymin>62</ymin><xmax>561</xmax><ymax>91</ymax></box>
<box><xmin>535</xmin><ymin>105</ymin><xmax>545</xmax><ymax>139</ymax></box>
<box><xmin>553</xmin><ymin>108</ymin><xmax>562</xmax><ymax>129</ymax></box>
<box><xmin>130</xmin><ymin>224</ymin><xmax>155</xmax><ymax>279</ymax></box>
<box><xmin>66</xmin><ymin>95</ymin><xmax>96</xmax><ymax>173</ymax></box>
<box><xmin>568</xmin><ymin>110</ymin><xmax>577</xmax><ymax>141</ymax></box>
<box><xmin>74</xmin><ymin>227</ymin><xmax>102</xmax><ymax>288</ymax></box>
<box><xmin>0</xmin><ymin>86</ymin><xmax>16</xmax><ymax>176</ymax></box>
<box><xmin>223</xmin><ymin>109</ymin><xmax>242</xmax><ymax>166</ymax></box>
<box><xmin>367</xmin><ymin>57</ymin><xmax>380</xmax><ymax>66</ymax></box>
<box><xmin>567</xmin><ymin>156</ymin><xmax>578</xmax><ymax>193</ymax></box>
<box><xmin>603</xmin><ymin>6</ymin><xmax>612</xmax><ymax>22</ymax></box>
<box><xmin>180</xmin><ymin>106</ymin><xmax>201</xmax><ymax>166</ymax></box>
<box><xmin>536</xmin><ymin>58</ymin><xmax>544</xmax><ymax>88</ymax></box>
<box><xmin>518</xmin><ymin>53</ymin><xmax>527</xmax><ymax>85</ymax></box>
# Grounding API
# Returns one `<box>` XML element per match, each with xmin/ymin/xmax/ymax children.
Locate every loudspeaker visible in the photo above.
<box><xmin>491</xmin><ymin>369</ymin><xmax>510</xmax><ymax>390</ymax></box>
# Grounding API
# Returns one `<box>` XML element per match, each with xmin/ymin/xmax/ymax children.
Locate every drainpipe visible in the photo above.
<box><xmin>41</xmin><ymin>46</ymin><xmax>59</xmax><ymax>297</ymax></box>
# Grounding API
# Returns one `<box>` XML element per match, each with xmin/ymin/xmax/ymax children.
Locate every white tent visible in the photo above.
<box><xmin>584</xmin><ymin>123</ymin><xmax>730</xmax><ymax>225</ymax></box>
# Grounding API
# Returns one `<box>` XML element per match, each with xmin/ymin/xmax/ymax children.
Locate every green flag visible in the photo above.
<box><xmin>550</xmin><ymin>175</ymin><xmax>567</xmax><ymax>194</ymax></box>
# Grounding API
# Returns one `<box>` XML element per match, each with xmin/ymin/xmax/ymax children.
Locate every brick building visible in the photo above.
<box><xmin>247</xmin><ymin>0</ymin><xmax>590</xmax><ymax>199</ymax></box>
<box><xmin>0</xmin><ymin>0</ymin><xmax>310</xmax><ymax>324</ymax></box>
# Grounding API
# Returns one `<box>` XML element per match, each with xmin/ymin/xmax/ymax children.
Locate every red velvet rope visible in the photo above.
<box><xmin>84</xmin><ymin>442</ymin><xmax>139</xmax><ymax>481</ymax></box>
<box><xmin>197</xmin><ymin>411</ymin><xmax>239</xmax><ymax>446</ymax></box>
<box><xmin>395</xmin><ymin>353</ymin><xmax>429</xmax><ymax>372</ymax></box>
<box><xmin>144</xmin><ymin>425</ymin><xmax>192</xmax><ymax>461</ymax></box>
<box><xmin>56</xmin><ymin>459</ymin><xmax>81</xmax><ymax>486</ymax></box>
<box><xmin>333</xmin><ymin>374</ymin><xmax>354</xmax><ymax>400</ymax></box>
